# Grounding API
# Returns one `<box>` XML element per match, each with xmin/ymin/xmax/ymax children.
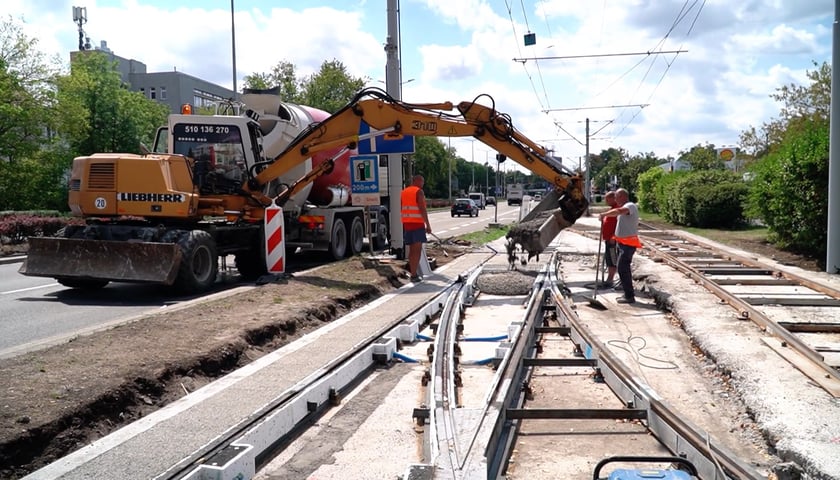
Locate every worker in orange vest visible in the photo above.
<box><xmin>401</xmin><ymin>175</ymin><xmax>432</xmax><ymax>282</ymax></box>
<box><xmin>598</xmin><ymin>188</ymin><xmax>642</xmax><ymax>304</ymax></box>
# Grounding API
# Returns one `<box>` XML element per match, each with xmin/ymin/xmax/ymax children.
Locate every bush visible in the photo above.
<box><xmin>661</xmin><ymin>170</ymin><xmax>748</xmax><ymax>227</ymax></box>
<box><xmin>0</xmin><ymin>214</ymin><xmax>81</xmax><ymax>244</ymax></box>
<box><xmin>636</xmin><ymin>167</ymin><xmax>665</xmax><ymax>213</ymax></box>
<box><xmin>746</xmin><ymin>118</ymin><xmax>828</xmax><ymax>259</ymax></box>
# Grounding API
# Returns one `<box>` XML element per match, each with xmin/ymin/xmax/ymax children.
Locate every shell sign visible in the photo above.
<box><xmin>717</xmin><ymin>147</ymin><xmax>736</xmax><ymax>161</ymax></box>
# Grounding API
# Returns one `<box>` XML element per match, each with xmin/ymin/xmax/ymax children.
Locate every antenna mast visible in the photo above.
<box><xmin>72</xmin><ymin>6</ymin><xmax>88</xmax><ymax>51</ymax></box>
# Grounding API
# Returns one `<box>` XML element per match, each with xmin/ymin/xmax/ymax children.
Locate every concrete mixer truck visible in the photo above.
<box><xmin>20</xmin><ymin>88</ymin><xmax>588</xmax><ymax>293</ymax></box>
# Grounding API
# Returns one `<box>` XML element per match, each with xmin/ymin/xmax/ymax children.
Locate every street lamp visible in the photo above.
<box><xmin>471</xmin><ymin>140</ymin><xmax>475</xmax><ymax>192</ymax></box>
<box><xmin>483</xmin><ymin>162</ymin><xmax>489</xmax><ymax>197</ymax></box>
<box><xmin>448</xmin><ymin>137</ymin><xmax>452</xmax><ymax>203</ymax></box>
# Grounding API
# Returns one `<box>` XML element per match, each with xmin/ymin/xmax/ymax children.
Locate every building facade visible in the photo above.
<box><xmin>72</xmin><ymin>42</ymin><xmax>236</xmax><ymax>114</ymax></box>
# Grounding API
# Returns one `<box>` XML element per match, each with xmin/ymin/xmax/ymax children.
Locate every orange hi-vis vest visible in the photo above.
<box><xmin>616</xmin><ymin>235</ymin><xmax>643</xmax><ymax>248</ymax></box>
<box><xmin>401</xmin><ymin>186</ymin><xmax>424</xmax><ymax>226</ymax></box>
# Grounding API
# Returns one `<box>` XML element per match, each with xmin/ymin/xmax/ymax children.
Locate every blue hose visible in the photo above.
<box><xmin>393</xmin><ymin>352</ymin><xmax>420</xmax><ymax>363</ymax></box>
<box><xmin>461</xmin><ymin>334</ymin><xmax>508</xmax><ymax>342</ymax></box>
<box><xmin>461</xmin><ymin>357</ymin><xmax>495</xmax><ymax>366</ymax></box>
<box><xmin>415</xmin><ymin>334</ymin><xmax>434</xmax><ymax>342</ymax></box>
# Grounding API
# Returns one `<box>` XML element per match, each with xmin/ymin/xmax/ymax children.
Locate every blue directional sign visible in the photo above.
<box><xmin>350</xmin><ymin>155</ymin><xmax>380</xmax><ymax>194</ymax></box>
<box><xmin>357</xmin><ymin>121</ymin><xmax>415</xmax><ymax>154</ymax></box>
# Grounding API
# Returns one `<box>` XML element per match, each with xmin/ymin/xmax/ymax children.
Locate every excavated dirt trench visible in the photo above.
<box><xmin>0</xmin><ymin>254</ymin><xmax>425</xmax><ymax>479</ymax></box>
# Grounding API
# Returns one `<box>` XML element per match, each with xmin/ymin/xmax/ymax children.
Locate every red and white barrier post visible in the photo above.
<box><xmin>264</xmin><ymin>205</ymin><xmax>285</xmax><ymax>274</ymax></box>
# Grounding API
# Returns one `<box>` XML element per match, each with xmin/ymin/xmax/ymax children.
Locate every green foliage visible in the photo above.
<box><xmin>411</xmin><ymin>137</ymin><xmax>451</xmax><ymax>198</ymax></box>
<box><xmin>0</xmin><ymin>17</ymin><xmax>59</xmax><ymax>162</ymax></box>
<box><xmin>457</xmin><ymin>224</ymin><xmax>509</xmax><ymax>244</ymax></box>
<box><xmin>746</xmin><ymin>117</ymin><xmax>828</xmax><ymax>258</ymax></box>
<box><xmin>678</xmin><ymin>144</ymin><xmax>725</xmax><ymax>171</ymax></box>
<box><xmin>593</xmin><ymin>148</ymin><xmax>661</xmax><ymax>195</ymax></box>
<box><xmin>243</xmin><ymin>59</ymin><xmax>366</xmax><ymax>114</ymax></box>
<box><xmin>740</xmin><ymin>61</ymin><xmax>830</xmax><ymax>158</ymax></box>
<box><xmin>636</xmin><ymin>167</ymin><xmax>665</xmax><ymax>212</ymax></box>
<box><xmin>654</xmin><ymin>170</ymin><xmax>689</xmax><ymax>219</ymax></box>
<box><xmin>0</xmin><ymin>146</ymin><xmax>73</xmax><ymax>212</ymax></box>
<box><xmin>242</xmin><ymin>60</ymin><xmax>300</xmax><ymax>100</ymax></box>
<box><xmin>660</xmin><ymin>170</ymin><xmax>747</xmax><ymax>227</ymax></box>
<box><xmin>54</xmin><ymin>52</ymin><xmax>168</xmax><ymax>155</ymax></box>
<box><xmin>298</xmin><ymin>60</ymin><xmax>366</xmax><ymax>113</ymax></box>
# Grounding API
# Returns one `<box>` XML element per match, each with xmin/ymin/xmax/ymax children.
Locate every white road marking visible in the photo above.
<box><xmin>2</xmin><ymin>283</ymin><xmax>60</xmax><ymax>295</ymax></box>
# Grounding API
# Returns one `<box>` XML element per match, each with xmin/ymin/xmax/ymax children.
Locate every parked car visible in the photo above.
<box><xmin>486</xmin><ymin>196</ymin><xmax>496</xmax><ymax>206</ymax></box>
<box><xmin>451</xmin><ymin>198</ymin><xmax>479</xmax><ymax>217</ymax></box>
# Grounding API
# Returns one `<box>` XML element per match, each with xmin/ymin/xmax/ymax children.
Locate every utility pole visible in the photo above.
<box><xmin>828</xmin><ymin>0</ymin><xmax>840</xmax><ymax>273</ymax></box>
<box><xmin>471</xmin><ymin>140</ymin><xmax>475</xmax><ymax>192</ymax></box>
<box><xmin>385</xmin><ymin>0</ymin><xmax>405</xmax><ymax>258</ymax></box>
<box><xmin>230</xmin><ymin>0</ymin><xmax>237</xmax><ymax>96</ymax></box>
<box><xmin>585</xmin><ymin>117</ymin><xmax>591</xmax><ymax>213</ymax></box>
<box><xmin>448</xmin><ymin>137</ymin><xmax>452</xmax><ymax>203</ymax></box>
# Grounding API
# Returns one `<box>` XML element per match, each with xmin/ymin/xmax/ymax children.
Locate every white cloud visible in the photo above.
<box><xmin>2</xmin><ymin>0</ymin><xmax>832</xmax><ymax>167</ymax></box>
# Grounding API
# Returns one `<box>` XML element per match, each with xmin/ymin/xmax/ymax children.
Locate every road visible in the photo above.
<box><xmin>0</xmin><ymin>202</ymin><xmax>523</xmax><ymax>359</ymax></box>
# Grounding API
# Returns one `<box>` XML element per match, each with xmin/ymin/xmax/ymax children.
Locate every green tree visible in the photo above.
<box><xmin>298</xmin><ymin>60</ymin><xmax>367</xmax><ymax>113</ymax></box>
<box><xmin>54</xmin><ymin>51</ymin><xmax>168</xmax><ymax>155</ymax></box>
<box><xmin>739</xmin><ymin>61</ymin><xmax>830</xmax><ymax>157</ymax></box>
<box><xmin>242</xmin><ymin>60</ymin><xmax>301</xmax><ymax>100</ymax></box>
<box><xmin>677</xmin><ymin>143</ymin><xmax>724</xmax><ymax>171</ymax></box>
<box><xmin>741</xmin><ymin>62</ymin><xmax>830</xmax><ymax>265</ymax></box>
<box><xmin>747</xmin><ymin>117</ymin><xmax>828</xmax><ymax>261</ymax></box>
<box><xmin>411</xmin><ymin>137</ymin><xmax>451</xmax><ymax>198</ymax></box>
<box><xmin>593</xmin><ymin>148</ymin><xmax>660</xmax><ymax>196</ymax></box>
<box><xmin>0</xmin><ymin>17</ymin><xmax>58</xmax><ymax>162</ymax></box>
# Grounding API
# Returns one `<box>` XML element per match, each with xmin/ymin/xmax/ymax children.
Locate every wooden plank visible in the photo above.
<box><xmin>779</xmin><ymin>322</ymin><xmax>840</xmax><ymax>334</ymax></box>
<box><xmin>745</xmin><ymin>297</ymin><xmax>840</xmax><ymax>307</ymax></box>
<box><xmin>712</xmin><ymin>278</ymin><xmax>798</xmax><ymax>286</ymax></box>
<box><xmin>762</xmin><ymin>337</ymin><xmax>840</xmax><ymax>397</ymax></box>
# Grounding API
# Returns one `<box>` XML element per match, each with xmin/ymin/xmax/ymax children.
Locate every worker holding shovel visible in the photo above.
<box><xmin>600</xmin><ymin>191</ymin><xmax>619</xmax><ymax>288</ymax></box>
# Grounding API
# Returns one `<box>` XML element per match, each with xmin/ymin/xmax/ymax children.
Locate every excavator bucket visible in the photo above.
<box><xmin>506</xmin><ymin>189</ymin><xmax>586</xmax><ymax>264</ymax></box>
<box><xmin>20</xmin><ymin>237</ymin><xmax>183</xmax><ymax>285</ymax></box>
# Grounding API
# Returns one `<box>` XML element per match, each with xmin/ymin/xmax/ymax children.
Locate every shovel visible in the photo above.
<box><xmin>583</xmin><ymin>225</ymin><xmax>608</xmax><ymax>310</ymax></box>
<box><xmin>429</xmin><ymin>233</ymin><xmax>449</xmax><ymax>257</ymax></box>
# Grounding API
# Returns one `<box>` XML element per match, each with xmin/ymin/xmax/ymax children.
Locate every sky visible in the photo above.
<box><xmin>4</xmin><ymin>0</ymin><xmax>834</xmax><ymax>171</ymax></box>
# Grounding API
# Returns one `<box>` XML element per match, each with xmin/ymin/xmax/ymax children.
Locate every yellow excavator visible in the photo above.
<box><xmin>19</xmin><ymin>88</ymin><xmax>588</xmax><ymax>293</ymax></box>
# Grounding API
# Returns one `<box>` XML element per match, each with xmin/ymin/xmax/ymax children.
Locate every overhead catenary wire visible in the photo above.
<box><xmin>504</xmin><ymin>0</ymin><xmax>551</xmax><ymax>112</ymax></box>
<box><xmin>610</xmin><ymin>0</ymin><xmax>707</xmax><ymax>140</ymax></box>
<box><xmin>504</xmin><ymin>0</ymin><xmax>706</xmax><ymax>151</ymax></box>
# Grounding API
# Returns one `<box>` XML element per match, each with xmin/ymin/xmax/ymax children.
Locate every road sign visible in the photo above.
<box><xmin>351</xmin><ymin>154</ymin><xmax>380</xmax><ymax>206</ymax></box>
<box><xmin>357</xmin><ymin>121</ymin><xmax>415</xmax><ymax>154</ymax></box>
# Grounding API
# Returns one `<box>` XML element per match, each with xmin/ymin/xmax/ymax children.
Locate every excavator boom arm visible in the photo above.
<box><xmin>245</xmin><ymin>89</ymin><xmax>586</xmax><ymax>217</ymax></box>
<box><xmin>244</xmin><ymin>88</ymin><xmax>587</xmax><ymax>263</ymax></box>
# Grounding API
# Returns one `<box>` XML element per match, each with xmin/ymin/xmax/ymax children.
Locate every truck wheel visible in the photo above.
<box><xmin>57</xmin><ymin>278</ymin><xmax>109</xmax><ymax>290</ymax></box>
<box><xmin>329</xmin><ymin>218</ymin><xmax>347</xmax><ymax>260</ymax></box>
<box><xmin>174</xmin><ymin>230</ymin><xmax>218</xmax><ymax>293</ymax></box>
<box><xmin>372</xmin><ymin>213</ymin><xmax>388</xmax><ymax>250</ymax></box>
<box><xmin>349</xmin><ymin>216</ymin><xmax>365</xmax><ymax>256</ymax></box>
<box><xmin>235</xmin><ymin>249</ymin><xmax>267</xmax><ymax>280</ymax></box>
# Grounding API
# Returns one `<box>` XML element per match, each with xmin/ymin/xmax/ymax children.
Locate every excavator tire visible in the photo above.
<box><xmin>328</xmin><ymin>218</ymin><xmax>348</xmax><ymax>260</ymax></box>
<box><xmin>348</xmin><ymin>216</ymin><xmax>365</xmax><ymax>256</ymax></box>
<box><xmin>173</xmin><ymin>230</ymin><xmax>218</xmax><ymax>294</ymax></box>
